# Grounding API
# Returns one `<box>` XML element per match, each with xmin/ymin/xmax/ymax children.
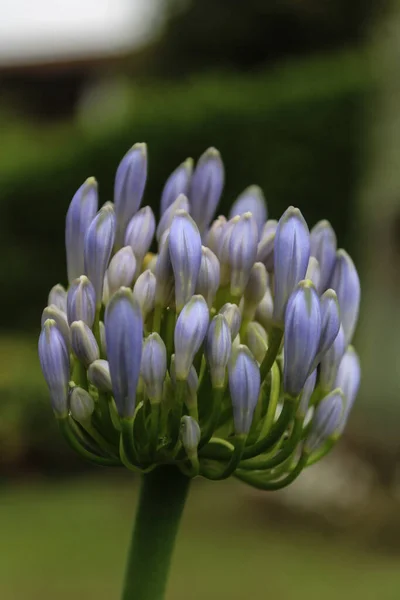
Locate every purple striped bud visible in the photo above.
<box><xmin>330</xmin><ymin>249</ymin><xmax>361</xmax><ymax>345</ymax></box>
<box><xmin>114</xmin><ymin>143</ymin><xmax>147</xmax><ymax>247</ymax></box>
<box><xmin>133</xmin><ymin>270</ymin><xmax>156</xmax><ymax>319</ymax></box>
<box><xmin>84</xmin><ymin>203</ymin><xmax>116</xmax><ymax>306</ymax></box>
<box><xmin>155</xmin><ymin>232</ymin><xmax>175</xmax><ymax>308</ymax></box>
<box><xmin>65</xmin><ymin>177</ymin><xmax>98</xmax><ymax>283</ymax></box>
<box><xmin>273</xmin><ymin>207</ymin><xmax>310</xmax><ymax>323</ymax></box>
<box><xmin>39</xmin><ymin>319</ymin><xmax>70</xmax><ymax>417</ymax></box>
<box><xmin>71</xmin><ymin>320</ymin><xmax>100</xmax><ymax>367</ymax></box>
<box><xmin>105</xmin><ymin>288</ymin><xmax>143</xmax><ymax>418</ymax></box>
<box><xmin>255</xmin><ymin>287</ymin><xmax>274</xmax><ymax>332</ymax></box>
<box><xmin>161</xmin><ymin>158</ymin><xmax>193</xmax><ymax>215</ymax></box>
<box><xmin>141</xmin><ymin>333</ymin><xmax>167</xmax><ymax>403</ymax></box>
<box><xmin>245</xmin><ymin>321</ymin><xmax>268</xmax><ymax>364</ymax></box>
<box><xmin>305</xmin><ymin>389</ymin><xmax>344</xmax><ymax>453</ymax></box>
<box><xmin>195</xmin><ymin>246</ymin><xmax>220</xmax><ymax>309</ymax></box>
<box><xmin>169</xmin><ymin>210</ymin><xmax>202</xmax><ymax>312</ymax></box>
<box><xmin>156</xmin><ymin>194</ymin><xmax>190</xmax><ymax>243</ymax></box>
<box><xmin>41</xmin><ymin>305</ymin><xmax>70</xmax><ymax>350</ymax></box>
<box><xmin>256</xmin><ymin>219</ymin><xmax>278</xmax><ymax>272</ymax></box>
<box><xmin>206</xmin><ymin>314</ymin><xmax>232</xmax><ymax>388</ymax></box>
<box><xmin>335</xmin><ymin>346</ymin><xmax>360</xmax><ymax>432</ymax></box>
<box><xmin>180</xmin><ymin>415</ymin><xmax>201</xmax><ymax>455</ymax></box>
<box><xmin>306</xmin><ymin>257</ymin><xmax>321</xmax><ymax>294</ymax></box>
<box><xmin>310</xmin><ymin>220</ymin><xmax>337</xmax><ymax>293</ymax></box>
<box><xmin>67</xmin><ymin>275</ymin><xmax>96</xmax><ymax>327</ymax></box>
<box><xmin>48</xmin><ymin>284</ymin><xmax>67</xmax><ymax>313</ymax></box>
<box><xmin>107</xmin><ymin>246</ymin><xmax>136</xmax><ymax>297</ymax></box>
<box><xmin>228</xmin><ymin>212</ymin><xmax>259</xmax><ymax>296</ymax></box>
<box><xmin>228</xmin><ymin>345</ymin><xmax>261</xmax><ymax>435</ymax></box>
<box><xmin>298</xmin><ymin>369</ymin><xmax>317</xmax><ymax>418</ymax></box>
<box><xmin>87</xmin><ymin>359</ymin><xmax>112</xmax><ymax>392</ymax></box>
<box><xmin>219</xmin><ymin>303</ymin><xmax>241</xmax><ymax>340</ymax></box>
<box><xmin>124</xmin><ymin>206</ymin><xmax>156</xmax><ymax>269</ymax></box>
<box><xmin>190</xmin><ymin>147</ymin><xmax>225</xmax><ymax>234</ymax></box>
<box><xmin>283</xmin><ymin>280</ymin><xmax>321</xmax><ymax>396</ymax></box>
<box><xmin>243</xmin><ymin>262</ymin><xmax>268</xmax><ymax>319</ymax></box>
<box><xmin>174</xmin><ymin>295</ymin><xmax>209</xmax><ymax>380</ymax></box>
<box><xmin>320</xmin><ymin>325</ymin><xmax>346</xmax><ymax>391</ymax></box>
<box><xmin>170</xmin><ymin>356</ymin><xmax>199</xmax><ymax>401</ymax></box>
<box><xmin>229</xmin><ymin>185</ymin><xmax>267</xmax><ymax>237</ymax></box>
<box><xmin>318</xmin><ymin>289</ymin><xmax>340</xmax><ymax>357</ymax></box>
<box><xmin>206</xmin><ymin>215</ymin><xmax>226</xmax><ymax>256</ymax></box>
<box><xmin>69</xmin><ymin>386</ymin><xmax>94</xmax><ymax>422</ymax></box>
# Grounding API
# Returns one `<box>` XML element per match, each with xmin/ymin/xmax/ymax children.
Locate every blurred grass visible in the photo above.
<box><xmin>0</xmin><ymin>475</ymin><xmax>399</xmax><ymax>600</ymax></box>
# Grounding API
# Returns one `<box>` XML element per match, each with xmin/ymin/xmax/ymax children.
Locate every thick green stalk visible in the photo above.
<box><xmin>121</xmin><ymin>466</ymin><xmax>191</xmax><ymax>600</ymax></box>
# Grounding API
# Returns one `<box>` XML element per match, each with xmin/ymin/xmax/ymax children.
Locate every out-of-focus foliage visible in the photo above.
<box><xmin>0</xmin><ymin>50</ymin><xmax>371</xmax><ymax>331</ymax></box>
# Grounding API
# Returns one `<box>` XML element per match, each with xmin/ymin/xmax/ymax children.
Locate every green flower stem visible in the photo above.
<box><xmin>235</xmin><ymin>452</ymin><xmax>308</xmax><ymax>490</ymax></box>
<box><xmin>200</xmin><ymin>434</ymin><xmax>246</xmax><ymax>480</ymax></box>
<box><xmin>58</xmin><ymin>417</ymin><xmax>121</xmax><ymax>466</ymax></box>
<box><xmin>121</xmin><ymin>466</ymin><xmax>191</xmax><ymax>600</ymax></box>
<box><xmin>260</xmin><ymin>326</ymin><xmax>283</xmax><ymax>381</ymax></box>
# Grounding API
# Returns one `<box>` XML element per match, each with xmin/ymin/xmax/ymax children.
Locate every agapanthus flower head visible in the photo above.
<box><xmin>39</xmin><ymin>144</ymin><xmax>361</xmax><ymax>490</ymax></box>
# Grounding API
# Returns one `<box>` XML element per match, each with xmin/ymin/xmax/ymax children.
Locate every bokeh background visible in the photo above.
<box><xmin>1</xmin><ymin>1</ymin><xmax>399</xmax><ymax>598</ymax></box>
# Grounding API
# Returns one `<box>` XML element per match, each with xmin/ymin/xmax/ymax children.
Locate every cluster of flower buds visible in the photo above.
<box><xmin>38</xmin><ymin>143</ymin><xmax>361</xmax><ymax>489</ymax></box>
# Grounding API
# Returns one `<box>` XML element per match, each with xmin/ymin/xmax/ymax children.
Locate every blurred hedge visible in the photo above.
<box><xmin>0</xmin><ymin>50</ymin><xmax>372</xmax><ymax>331</ymax></box>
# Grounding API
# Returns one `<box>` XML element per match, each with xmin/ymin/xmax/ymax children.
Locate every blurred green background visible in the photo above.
<box><xmin>1</xmin><ymin>0</ymin><xmax>399</xmax><ymax>598</ymax></box>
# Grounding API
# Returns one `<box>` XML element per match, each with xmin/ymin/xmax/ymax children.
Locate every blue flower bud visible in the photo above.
<box><xmin>228</xmin><ymin>345</ymin><xmax>261</xmax><ymax>435</ymax></box>
<box><xmin>318</xmin><ymin>289</ymin><xmax>340</xmax><ymax>357</ymax></box>
<box><xmin>335</xmin><ymin>346</ymin><xmax>360</xmax><ymax>432</ymax></box>
<box><xmin>245</xmin><ymin>321</ymin><xmax>268</xmax><ymax>364</ymax></box>
<box><xmin>255</xmin><ymin>287</ymin><xmax>274</xmax><ymax>332</ymax></box>
<box><xmin>141</xmin><ymin>333</ymin><xmax>167</xmax><ymax>402</ymax></box>
<box><xmin>283</xmin><ymin>280</ymin><xmax>321</xmax><ymax>396</ymax></box>
<box><xmin>319</xmin><ymin>325</ymin><xmax>346</xmax><ymax>391</ymax></box>
<box><xmin>306</xmin><ymin>257</ymin><xmax>321</xmax><ymax>294</ymax></box>
<box><xmin>87</xmin><ymin>359</ymin><xmax>112</xmax><ymax>392</ymax></box>
<box><xmin>124</xmin><ymin>206</ymin><xmax>156</xmax><ymax>270</ymax></box>
<box><xmin>65</xmin><ymin>177</ymin><xmax>98</xmax><ymax>283</ymax></box>
<box><xmin>229</xmin><ymin>185</ymin><xmax>267</xmax><ymax>237</ymax></box>
<box><xmin>256</xmin><ymin>219</ymin><xmax>278</xmax><ymax>272</ymax></box>
<box><xmin>298</xmin><ymin>369</ymin><xmax>317</xmax><ymax>418</ymax></box>
<box><xmin>330</xmin><ymin>249</ymin><xmax>360</xmax><ymax>345</ymax></box>
<box><xmin>304</xmin><ymin>389</ymin><xmax>344</xmax><ymax>453</ymax></box>
<box><xmin>133</xmin><ymin>269</ymin><xmax>156</xmax><ymax>320</ymax></box>
<box><xmin>71</xmin><ymin>320</ymin><xmax>100</xmax><ymax>367</ymax></box>
<box><xmin>206</xmin><ymin>215</ymin><xmax>226</xmax><ymax>256</ymax></box>
<box><xmin>195</xmin><ymin>246</ymin><xmax>220</xmax><ymax>309</ymax></box>
<box><xmin>107</xmin><ymin>246</ymin><xmax>136</xmax><ymax>297</ymax></box>
<box><xmin>67</xmin><ymin>275</ymin><xmax>96</xmax><ymax>327</ymax></box>
<box><xmin>228</xmin><ymin>212</ymin><xmax>259</xmax><ymax>296</ymax></box>
<box><xmin>219</xmin><ymin>303</ymin><xmax>241</xmax><ymax>340</ymax></box>
<box><xmin>273</xmin><ymin>207</ymin><xmax>310</xmax><ymax>323</ymax></box>
<box><xmin>41</xmin><ymin>305</ymin><xmax>71</xmax><ymax>350</ymax></box>
<box><xmin>161</xmin><ymin>158</ymin><xmax>193</xmax><ymax>215</ymax></box>
<box><xmin>156</xmin><ymin>194</ymin><xmax>190</xmax><ymax>243</ymax></box>
<box><xmin>155</xmin><ymin>232</ymin><xmax>175</xmax><ymax>308</ymax></box>
<box><xmin>310</xmin><ymin>220</ymin><xmax>337</xmax><ymax>293</ymax></box>
<box><xmin>84</xmin><ymin>203</ymin><xmax>116</xmax><ymax>306</ymax></box>
<box><xmin>206</xmin><ymin>314</ymin><xmax>232</xmax><ymax>388</ymax></box>
<box><xmin>218</xmin><ymin>216</ymin><xmax>238</xmax><ymax>286</ymax></box>
<box><xmin>114</xmin><ymin>143</ymin><xmax>147</xmax><ymax>247</ymax></box>
<box><xmin>180</xmin><ymin>415</ymin><xmax>201</xmax><ymax>455</ymax></box>
<box><xmin>69</xmin><ymin>386</ymin><xmax>94</xmax><ymax>422</ymax></box>
<box><xmin>170</xmin><ymin>356</ymin><xmax>199</xmax><ymax>400</ymax></box>
<box><xmin>169</xmin><ymin>210</ymin><xmax>202</xmax><ymax>312</ymax></box>
<box><xmin>39</xmin><ymin>319</ymin><xmax>70</xmax><ymax>417</ymax></box>
<box><xmin>174</xmin><ymin>295</ymin><xmax>209</xmax><ymax>380</ymax></box>
<box><xmin>243</xmin><ymin>262</ymin><xmax>268</xmax><ymax>319</ymax></box>
<box><xmin>48</xmin><ymin>284</ymin><xmax>67</xmax><ymax>313</ymax></box>
<box><xmin>105</xmin><ymin>287</ymin><xmax>143</xmax><ymax>417</ymax></box>
<box><xmin>190</xmin><ymin>147</ymin><xmax>225</xmax><ymax>234</ymax></box>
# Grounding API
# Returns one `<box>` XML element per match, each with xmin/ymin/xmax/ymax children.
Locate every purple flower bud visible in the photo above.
<box><xmin>305</xmin><ymin>389</ymin><xmax>344</xmax><ymax>453</ymax></box>
<box><xmin>124</xmin><ymin>206</ymin><xmax>156</xmax><ymax>269</ymax></box>
<box><xmin>48</xmin><ymin>284</ymin><xmax>67</xmax><ymax>313</ymax></box>
<box><xmin>195</xmin><ymin>246</ymin><xmax>220</xmax><ymax>309</ymax></box>
<box><xmin>273</xmin><ymin>207</ymin><xmax>310</xmax><ymax>323</ymax></box>
<box><xmin>228</xmin><ymin>212</ymin><xmax>259</xmax><ymax>296</ymax></box>
<box><xmin>65</xmin><ymin>177</ymin><xmax>98</xmax><ymax>283</ymax></box>
<box><xmin>180</xmin><ymin>415</ymin><xmax>201</xmax><ymax>455</ymax></box>
<box><xmin>219</xmin><ymin>303</ymin><xmax>241</xmax><ymax>340</ymax></box>
<box><xmin>206</xmin><ymin>215</ymin><xmax>226</xmax><ymax>256</ymax></box>
<box><xmin>39</xmin><ymin>319</ymin><xmax>70</xmax><ymax>417</ymax></box>
<box><xmin>41</xmin><ymin>305</ymin><xmax>71</xmax><ymax>350</ymax></box>
<box><xmin>141</xmin><ymin>333</ymin><xmax>167</xmax><ymax>402</ymax></box>
<box><xmin>190</xmin><ymin>147</ymin><xmax>225</xmax><ymax>234</ymax></box>
<box><xmin>320</xmin><ymin>325</ymin><xmax>346</xmax><ymax>391</ymax></box>
<box><xmin>330</xmin><ymin>249</ymin><xmax>361</xmax><ymax>345</ymax></box>
<box><xmin>155</xmin><ymin>232</ymin><xmax>175</xmax><ymax>308</ymax></box>
<box><xmin>107</xmin><ymin>246</ymin><xmax>136</xmax><ymax>297</ymax></box>
<box><xmin>306</xmin><ymin>257</ymin><xmax>321</xmax><ymax>294</ymax></box>
<box><xmin>87</xmin><ymin>359</ymin><xmax>112</xmax><ymax>392</ymax></box>
<box><xmin>114</xmin><ymin>143</ymin><xmax>147</xmax><ymax>247</ymax></box>
<box><xmin>298</xmin><ymin>369</ymin><xmax>317</xmax><ymax>418</ymax></box>
<box><xmin>218</xmin><ymin>216</ymin><xmax>238</xmax><ymax>286</ymax></box>
<box><xmin>84</xmin><ymin>203</ymin><xmax>116</xmax><ymax>306</ymax></box>
<box><xmin>174</xmin><ymin>295</ymin><xmax>209</xmax><ymax>380</ymax></box>
<box><xmin>318</xmin><ymin>289</ymin><xmax>340</xmax><ymax>357</ymax></box>
<box><xmin>245</xmin><ymin>321</ymin><xmax>268</xmax><ymax>364</ymax></box>
<box><xmin>310</xmin><ymin>220</ymin><xmax>337</xmax><ymax>293</ymax></box>
<box><xmin>228</xmin><ymin>345</ymin><xmax>261</xmax><ymax>435</ymax></box>
<box><xmin>71</xmin><ymin>321</ymin><xmax>100</xmax><ymax>367</ymax></box>
<box><xmin>169</xmin><ymin>210</ymin><xmax>202</xmax><ymax>312</ymax></box>
<box><xmin>161</xmin><ymin>158</ymin><xmax>193</xmax><ymax>215</ymax></box>
<box><xmin>255</xmin><ymin>287</ymin><xmax>274</xmax><ymax>332</ymax></box>
<box><xmin>229</xmin><ymin>185</ymin><xmax>267</xmax><ymax>237</ymax></box>
<box><xmin>105</xmin><ymin>288</ymin><xmax>143</xmax><ymax>418</ymax></box>
<box><xmin>206</xmin><ymin>314</ymin><xmax>232</xmax><ymax>388</ymax></box>
<box><xmin>67</xmin><ymin>275</ymin><xmax>96</xmax><ymax>327</ymax></box>
<box><xmin>256</xmin><ymin>219</ymin><xmax>278</xmax><ymax>273</ymax></box>
<box><xmin>156</xmin><ymin>194</ymin><xmax>190</xmax><ymax>243</ymax></box>
<box><xmin>69</xmin><ymin>386</ymin><xmax>94</xmax><ymax>422</ymax></box>
<box><xmin>243</xmin><ymin>262</ymin><xmax>268</xmax><ymax>318</ymax></box>
<box><xmin>335</xmin><ymin>346</ymin><xmax>360</xmax><ymax>431</ymax></box>
<box><xmin>283</xmin><ymin>280</ymin><xmax>321</xmax><ymax>396</ymax></box>
<box><xmin>133</xmin><ymin>270</ymin><xmax>156</xmax><ymax>320</ymax></box>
